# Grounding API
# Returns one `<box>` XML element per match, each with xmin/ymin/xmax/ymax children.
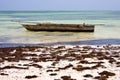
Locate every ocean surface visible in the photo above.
<box><xmin>0</xmin><ymin>11</ymin><xmax>120</xmax><ymax>44</ymax></box>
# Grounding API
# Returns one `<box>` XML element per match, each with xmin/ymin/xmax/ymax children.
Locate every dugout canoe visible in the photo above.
<box><xmin>21</xmin><ymin>23</ymin><xmax>95</xmax><ymax>32</ymax></box>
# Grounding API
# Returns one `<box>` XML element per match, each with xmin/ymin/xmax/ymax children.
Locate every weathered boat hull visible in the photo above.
<box><xmin>21</xmin><ymin>23</ymin><xmax>95</xmax><ymax>32</ymax></box>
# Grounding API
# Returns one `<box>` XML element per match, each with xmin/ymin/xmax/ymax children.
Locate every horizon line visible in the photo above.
<box><xmin>0</xmin><ymin>10</ymin><xmax>120</xmax><ymax>11</ymax></box>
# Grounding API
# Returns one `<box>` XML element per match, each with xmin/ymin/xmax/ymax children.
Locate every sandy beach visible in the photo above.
<box><xmin>0</xmin><ymin>45</ymin><xmax>120</xmax><ymax>80</ymax></box>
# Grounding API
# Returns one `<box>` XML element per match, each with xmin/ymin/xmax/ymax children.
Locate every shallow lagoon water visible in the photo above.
<box><xmin>0</xmin><ymin>11</ymin><xmax>120</xmax><ymax>44</ymax></box>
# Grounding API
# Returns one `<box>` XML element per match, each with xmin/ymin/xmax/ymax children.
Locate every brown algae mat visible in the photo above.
<box><xmin>0</xmin><ymin>45</ymin><xmax>120</xmax><ymax>80</ymax></box>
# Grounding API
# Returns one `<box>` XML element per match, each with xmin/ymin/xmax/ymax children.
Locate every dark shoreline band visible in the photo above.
<box><xmin>0</xmin><ymin>39</ymin><xmax>120</xmax><ymax>48</ymax></box>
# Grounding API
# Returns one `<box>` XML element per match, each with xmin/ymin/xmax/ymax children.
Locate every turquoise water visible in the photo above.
<box><xmin>0</xmin><ymin>11</ymin><xmax>120</xmax><ymax>44</ymax></box>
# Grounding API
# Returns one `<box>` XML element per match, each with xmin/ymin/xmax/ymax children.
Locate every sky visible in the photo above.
<box><xmin>0</xmin><ymin>0</ymin><xmax>120</xmax><ymax>11</ymax></box>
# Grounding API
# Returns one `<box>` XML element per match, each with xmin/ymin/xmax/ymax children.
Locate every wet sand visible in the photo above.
<box><xmin>0</xmin><ymin>45</ymin><xmax>120</xmax><ymax>80</ymax></box>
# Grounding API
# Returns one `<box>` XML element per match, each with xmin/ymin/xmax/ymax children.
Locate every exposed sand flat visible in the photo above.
<box><xmin>0</xmin><ymin>45</ymin><xmax>120</xmax><ymax>80</ymax></box>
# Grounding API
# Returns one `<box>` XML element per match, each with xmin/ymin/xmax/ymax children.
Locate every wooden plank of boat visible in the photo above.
<box><xmin>21</xmin><ymin>23</ymin><xmax>95</xmax><ymax>32</ymax></box>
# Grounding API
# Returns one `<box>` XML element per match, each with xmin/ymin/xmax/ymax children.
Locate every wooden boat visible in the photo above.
<box><xmin>21</xmin><ymin>23</ymin><xmax>95</xmax><ymax>32</ymax></box>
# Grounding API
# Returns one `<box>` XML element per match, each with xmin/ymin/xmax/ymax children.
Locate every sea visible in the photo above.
<box><xmin>0</xmin><ymin>11</ymin><xmax>120</xmax><ymax>46</ymax></box>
